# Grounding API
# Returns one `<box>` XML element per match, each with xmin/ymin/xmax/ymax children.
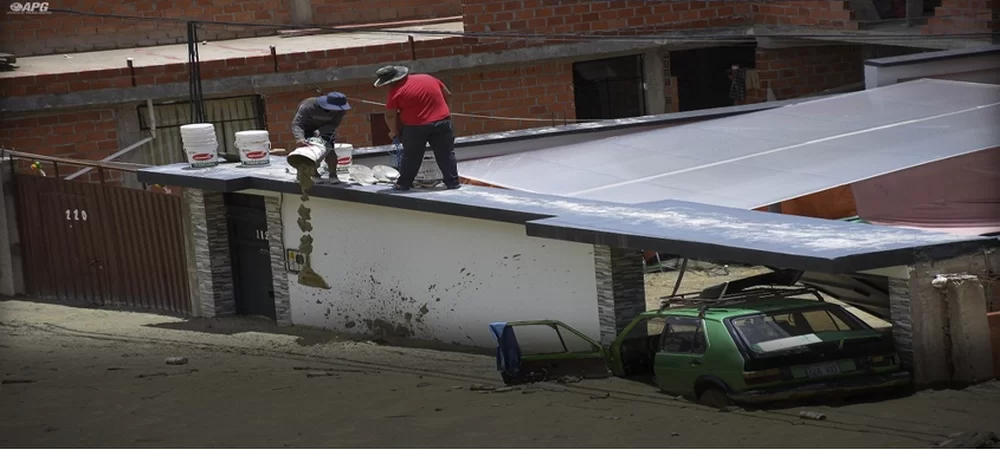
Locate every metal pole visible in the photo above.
<box><xmin>187</xmin><ymin>21</ymin><xmax>206</xmax><ymax>124</ymax></box>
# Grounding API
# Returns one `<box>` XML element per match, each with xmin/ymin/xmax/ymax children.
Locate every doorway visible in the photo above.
<box><xmin>573</xmin><ymin>54</ymin><xmax>646</xmax><ymax>120</ymax></box>
<box><xmin>225</xmin><ymin>193</ymin><xmax>276</xmax><ymax>320</ymax></box>
<box><xmin>669</xmin><ymin>46</ymin><xmax>756</xmax><ymax>112</ymax></box>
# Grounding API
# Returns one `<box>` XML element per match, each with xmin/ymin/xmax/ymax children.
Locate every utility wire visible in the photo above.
<box><xmin>353</xmin><ymin>98</ymin><xmax>591</xmax><ymax>123</ymax></box>
<box><xmin>47</xmin><ymin>8</ymin><xmax>999</xmax><ymax>42</ymax></box>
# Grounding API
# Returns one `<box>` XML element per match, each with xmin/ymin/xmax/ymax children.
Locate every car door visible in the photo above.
<box><xmin>489</xmin><ymin>320</ymin><xmax>609</xmax><ymax>385</ymax></box>
<box><xmin>653</xmin><ymin>316</ymin><xmax>709</xmax><ymax>396</ymax></box>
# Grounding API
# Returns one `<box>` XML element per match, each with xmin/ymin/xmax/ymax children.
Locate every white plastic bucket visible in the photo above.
<box><xmin>234</xmin><ymin>130</ymin><xmax>271</xmax><ymax>166</ymax></box>
<box><xmin>414</xmin><ymin>153</ymin><xmax>443</xmax><ymax>187</ymax></box>
<box><xmin>333</xmin><ymin>143</ymin><xmax>353</xmax><ymax>174</ymax></box>
<box><xmin>180</xmin><ymin>123</ymin><xmax>219</xmax><ymax>168</ymax></box>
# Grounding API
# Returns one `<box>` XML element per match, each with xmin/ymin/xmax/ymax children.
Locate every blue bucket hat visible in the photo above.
<box><xmin>317</xmin><ymin>92</ymin><xmax>351</xmax><ymax>111</ymax></box>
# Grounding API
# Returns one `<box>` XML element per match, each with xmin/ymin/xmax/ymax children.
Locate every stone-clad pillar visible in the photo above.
<box><xmin>264</xmin><ymin>195</ymin><xmax>292</xmax><ymax>326</ymax></box>
<box><xmin>182</xmin><ymin>189</ymin><xmax>234</xmax><ymax>318</ymax></box>
<box><xmin>594</xmin><ymin>245</ymin><xmax>647</xmax><ymax>345</ymax></box>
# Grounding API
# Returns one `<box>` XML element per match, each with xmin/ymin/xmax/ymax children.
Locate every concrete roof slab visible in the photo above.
<box><xmin>136</xmin><ymin>157</ymin><xmax>999</xmax><ymax>273</ymax></box>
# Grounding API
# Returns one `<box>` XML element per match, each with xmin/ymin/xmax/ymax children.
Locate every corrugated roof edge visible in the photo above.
<box><xmin>865</xmin><ymin>45</ymin><xmax>1000</xmax><ymax>68</ymax></box>
<box><xmin>352</xmin><ymin>97</ymin><xmax>814</xmax><ymax>159</ymax></box>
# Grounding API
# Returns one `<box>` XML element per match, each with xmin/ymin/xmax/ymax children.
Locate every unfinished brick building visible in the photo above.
<box><xmin>1</xmin><ymin>0</ymin><xmax>996</xmax><ymax>171</ymax></box>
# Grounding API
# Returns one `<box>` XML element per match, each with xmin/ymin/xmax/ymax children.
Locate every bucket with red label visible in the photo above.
<box><xmin>180</xmin><ymin>123</ymin><xmax>219</xmax><ymax>168</ymax></box>
<box><xmin>234</xmin><ymin>130</ymin><xmax>271</xmax><ymax>166</ymax></box>
<box><xmin>333</xmin><ymin>143</ymin><xmax>354</xmax><ymax>177</ymax></box>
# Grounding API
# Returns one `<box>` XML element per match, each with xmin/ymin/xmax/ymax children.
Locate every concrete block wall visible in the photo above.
<box><xmin>0</xmin><ymin>0</ymin><xmax>461</xmax><ymax>57</ymax></box>
<box><xmin>745</xmin><ymin>44</ymin><xmax>864</xmax><ymax>102</ymax></box>
<box><xmin>593</xmin><ymin>245</ymin><xmax>647</xmax><ymax>344</ymax></box>
<box><xmin>183</xmin><ymin>189</ymin><xmax>234</xmax><ymax>318</ymax></box>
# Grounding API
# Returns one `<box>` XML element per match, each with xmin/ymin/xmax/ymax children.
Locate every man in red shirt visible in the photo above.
<box><xmin>375</xmin><ymin>65</ymin><xmax>460</xmax><ymax>190</ymax></box>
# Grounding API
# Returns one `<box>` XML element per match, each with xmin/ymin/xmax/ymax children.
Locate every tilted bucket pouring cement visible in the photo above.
<box><xmin>287</xmin><ymin>138</ymin><xmax>329</xmax><ymax>171</ymax></box>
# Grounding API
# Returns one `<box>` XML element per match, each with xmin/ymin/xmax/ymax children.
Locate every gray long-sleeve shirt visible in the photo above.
<box><xmin>291</xmin><ymin>98</ymin><xmax>346</xmax><ymax>141</ymax></box>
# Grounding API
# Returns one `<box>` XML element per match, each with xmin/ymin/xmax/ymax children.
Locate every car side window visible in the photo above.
<box><xmin>660</xmin><ymin>317</ymin><xmax>707</xmax><ymax>354</ymax></box>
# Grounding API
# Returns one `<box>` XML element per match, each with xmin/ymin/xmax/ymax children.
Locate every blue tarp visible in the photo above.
<box><xmin>489</xmin><ymin>322</ymin><xmax>521</xmax><ymax>380</ymax></box>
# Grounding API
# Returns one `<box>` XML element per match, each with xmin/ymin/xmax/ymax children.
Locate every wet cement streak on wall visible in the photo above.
<box><xmin>265</xmin><ymin>196</ymin><xmax>292</xmax><ymax>325</ymax></box>
<box><xmin>184</xmin><ymin>189</ymin><xmax>234</xmax><ymax>317</ymax></box>
<box><xmin>280</xmin><ymin>194</ymin><xmax>601</xmax><ymax>348</ymax></box>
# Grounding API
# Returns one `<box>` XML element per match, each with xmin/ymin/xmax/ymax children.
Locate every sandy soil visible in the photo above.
<box><xmin>2</xmin><ymin>299</ymin><xmax>998</xmax><ymax>448</ymax></box>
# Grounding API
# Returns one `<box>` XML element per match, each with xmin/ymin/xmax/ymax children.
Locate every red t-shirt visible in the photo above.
<box><xmin>385</xmin><ymin>74</ymin><xmax>451</xmax><ymax>126</ymax></box>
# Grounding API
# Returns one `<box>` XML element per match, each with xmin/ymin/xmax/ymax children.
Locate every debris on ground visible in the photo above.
<box><xmin>469</xmin><ymin>384</ymin><xmax>498</xmax><ymax>391</ymax></box>
<box><xmin>590</xmin><ymin>393</ymin><xmax>611</xmax><ymax>400</ymax></box>
<box><xmin>555</xmin><ymin>376</ymin><xmax>582</xmax><ymax>384</ymax></box>
<box><xmin>416</xmin><ymin>382</ymin><xmax>432</xmax><ymax>388</ymax></box>
<box><xmin>799</xmin><ymin>411</ymin><xmax>827</xmax><ymax>420</ymax></box>
<box><xmin>305</xmin><ymin>371</ymin><xmax>337</xmax><ymax>378</ymax></box>
<box><xmin>164</xmin><ymin>357</ymin><xmax>188</xmax><ymax>365</ymax></box>
<box><xmin>1</xmin><ymin>379</ymin><xmax>35</xmax><ymax>384</ymax></box>
<box><xmin>719</xmin><ymin>406</ymin><xmax>742</xmax><ymax>413</ymax></box>
<box><xmin>136</xmin><ymin>372</ymin><xmax>168</xmax><ymax>379</ymax></box>
<box><xmin>931</xmin><ymin>431</ymin><xmax>1000</xmax><ymax>448</ymax></box>
<box><xmin>601</xmin><ymin>416</ymin><xmax>621</xmax><ymax>420</ymax></box>
<box><xmin>671</xmin><ymin>432</ymin><xmax>680</xmax><ymax>437</ymax></box>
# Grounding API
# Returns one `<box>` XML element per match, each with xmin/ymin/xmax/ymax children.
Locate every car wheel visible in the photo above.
<box><xmin>697</xmin><ymin>387</ymin><xmax>734</xmax><ymax>409</ymax></box>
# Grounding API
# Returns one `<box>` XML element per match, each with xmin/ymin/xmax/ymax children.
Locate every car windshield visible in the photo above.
<box><xmin>730</xmin><ymin>306</ymin><xmax>865</xmax><ymax>354</ymax></box>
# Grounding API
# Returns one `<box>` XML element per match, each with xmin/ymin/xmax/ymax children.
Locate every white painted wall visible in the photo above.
<box><xmin>280</xmin><ymin>194</ymin><xmax>600</xmax><ymax>348</ymax></box>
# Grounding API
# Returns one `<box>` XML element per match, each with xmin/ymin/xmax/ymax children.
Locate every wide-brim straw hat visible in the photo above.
<box><xmin>373</xmin><ymin>65</ymin><xmax>409</xmax><ymax>87</ymax></box>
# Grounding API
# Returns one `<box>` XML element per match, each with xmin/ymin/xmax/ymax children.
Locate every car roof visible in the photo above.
<box><xmin>642</xmin><ymin>298</ymin><xmax>836</xmax><ymax>321</ymax></box>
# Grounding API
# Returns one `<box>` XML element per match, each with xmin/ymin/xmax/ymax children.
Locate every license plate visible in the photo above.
<box><xmin>804</xmin><ymin>362</ymin><xmax>842</xmax><ymax>378</ymax></box>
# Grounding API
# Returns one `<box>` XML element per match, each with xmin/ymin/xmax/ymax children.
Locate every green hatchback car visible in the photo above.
<box><xmin>488</xmin><ymin>286</ymin><xmax>911</xmax><ymax>407</ymax></box>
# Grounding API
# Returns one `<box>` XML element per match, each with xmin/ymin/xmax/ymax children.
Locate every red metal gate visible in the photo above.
<box><xmin>13</xmin><ymin>172</ymin><xmax>191</xmax><ymax>315</ymax></box>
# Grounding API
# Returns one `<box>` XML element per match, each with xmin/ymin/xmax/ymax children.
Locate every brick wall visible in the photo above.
<box><xmin>753</xmin><ymin>0</ymin><xmax>858</xmax><ymax>29</ymax></box>
<box><xmin>746</xmin><ymin>44</ymin><xmax>863</xmax><ymax>102</ymax></box>
<box><xmin>462</xmin><ymin>0</ymin><xmax>752</xmax><ymax>34</ymax></box>
<box><xmin>0</xmin><ymin>36</ymin><xmax>544</xmax><ymax>98</ymax></box>
<box><xmin>0</xmin><ymin>0</ymin><xmax>461</xmax><ymax>57</ymax></box>
<box><xmin>923</xmin><ymin>0</ymin><xmax>997</xmax><ymax>36</ymax></box>
<box><xmin>0</xmin><ymin>109</ymin><xmax>119</xmax><ymax>160</ymax></box>
<box><xmin>263</xmin><ymin>61</ymin><xmax>576</xmax><ymax>148</ymax></box>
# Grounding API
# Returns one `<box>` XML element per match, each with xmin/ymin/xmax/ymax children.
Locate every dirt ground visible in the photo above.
<box><xmin>2</xmin><ymin>299</ymin><xmax>999</xmax><ymax>448</ymax></box>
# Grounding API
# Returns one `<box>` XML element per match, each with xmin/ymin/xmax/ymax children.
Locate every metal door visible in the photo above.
<box><xmin>225</xmin><ymin>193</ymin><xmax>275</xmax><ymax>320</ymax></box>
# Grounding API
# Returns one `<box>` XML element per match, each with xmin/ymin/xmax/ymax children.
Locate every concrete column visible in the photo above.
<box><xmin>893</xmin><ymin>251</ymin><xmax>999</xmax><ymax>387</ymax></box>
<box><xmin>182</xmin><ymin>189</ymin><xmax>234</xmax><ymax>317</ymax></box>
<box><xmin>643</xmin><ymin>51</ymin><xmax>667</xmax><ymax>115</ymax></box>
<box><xmin>264</xmin><ymin>195</ymin><xmax>292</xmax><ymax>326</ymax></box>
<box><xmin>932</xmin><ymin>274</ymin><xmax>995</xmax><ymax>384</ymax></box>
<box><xmin>0</xmin><ymin>158</ymin><xmax>24</xmax><ymax>296</ymax></box>
<box><xmin>289</xmin><ymin>0</ymin><xmax>314</xmax><ymax>25</ymax></box>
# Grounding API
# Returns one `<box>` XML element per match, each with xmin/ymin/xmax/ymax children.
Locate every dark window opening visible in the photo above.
<box><xmin>369</xmin><ymin>113</ymin><xmax>392</xmax><ymax>147</ymax></box>
<box><xmin>573</xmin><ymin>54</ymin><xmax>646</xmax><ymax>121</ymax></box>
<box><xmin>669</xmin><ymin>46</ymin><xmax>756</xmax><ymax>112</ymax></box>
